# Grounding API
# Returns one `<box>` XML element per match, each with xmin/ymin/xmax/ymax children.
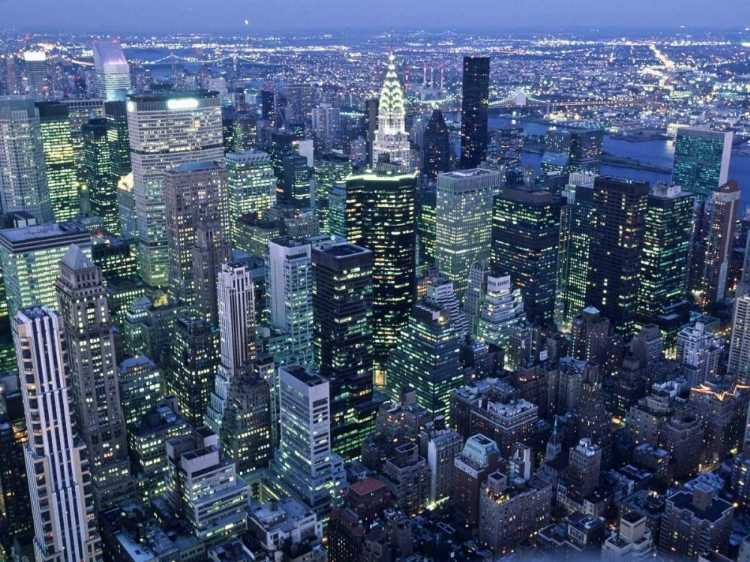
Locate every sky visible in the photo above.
<box><xmin>0</xmin><ymin>0</ymin><xmax>749</xmax><ymax>33</ymax></box>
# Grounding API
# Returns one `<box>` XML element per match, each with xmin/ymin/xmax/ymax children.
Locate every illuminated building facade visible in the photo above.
<box><xmin>0</xmin><ymin>97</ymin><xmax>53</xmax><ymax>223</ymax></box>
<box><xmin>83</xmin><ymin>117</ymin><xmax>119</xmax><ymax>232</ymax></box>
<box><xmin>386</xmin><ymin>301</ymin><xmax>464</xmax><ymax>421</ymax></box>
<box><xmin>672</xmin><ymin>128</ymin><xmax>732</xmax><ymax>199</ymax></box>
<box><xmin>373</xmin><ymin>54</ymin><xmax>412</xmax><ymax>171</ymax></box>
<box><xmin>37</xmin><ymin>101</ymin><xmax>79</xmax><ymax>221</ymax></box>
<box><xmin>436</xmin><ymin>169</ymin><xmax>499</xmax><ymax>300</ymax></box>
<box><xmin>475</xmin><ymin>274</ymin><xmax>525</xmax><ymax>352</ymax></box>
<box><xmin>126</xmin><ymin>91</ymin><xmax>224</xmax><ymax>287</ymax></box>
<box><xmin>586</xmin><ymin>176</ymin><xmax>650</xmax><ymax>337</ymax></box>
<box><xmin>313</xmin><ymin>151</ymin><xmax>351</xmax><ymax>233</ymax></box>
<box><xmin>423</xmin><ymin>109</ymin><xmax>450</xmax><ymax>180</ymax></box>
<box><xmin>226</xmin><ymin>150</ymin><xmax>277</xmax><ymax>244</ymax></box>
<box><xmin>541</xmin><ymin>128</ymin><xmax>603</xmax><ymax>177</ymax></box>
<box><xmin>93</xmin><ymin>38</ymin><xmax>132</xmax><ymax>101</ymax></box>
<box><xmin>417</xmin><ymin>184</ymin><xmax>437</xmax><ymax>267</ymax></box>
<box><xmin>492</xmin><ymin>185</ymin><xmax>561</xmax><ymax>322</ymax></box>
<box><xmin>312</xmin><ymin>242</ymin><xmax>375</xmax><ymax>459</ymax></box>
<box><xmin>13</xmin><ymin>307</ymin><xmax>103</xmax><ymax>562</ymax></box>
<box><xmin>341</xmin><ymin>170</ymin><xmax>417</xmax><ymax>387</ymax></box>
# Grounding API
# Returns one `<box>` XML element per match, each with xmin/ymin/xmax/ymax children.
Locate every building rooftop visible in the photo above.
<box><xmin>61</xmin><ymin>244</ymin><xmax>95</xmax><ymax>270</ymax></box>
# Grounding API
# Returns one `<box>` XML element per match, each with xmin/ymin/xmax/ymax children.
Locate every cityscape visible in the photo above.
<box><xmin>1</xmin><ymin>5</ymin><xmax>750</xmax><ymax>562</ymax></box>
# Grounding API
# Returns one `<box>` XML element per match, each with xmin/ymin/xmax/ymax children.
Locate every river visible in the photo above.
<box><xmin>489</xmin><ymin>117</ymin><xmax>750</xmax><ymax>211</ymax></box>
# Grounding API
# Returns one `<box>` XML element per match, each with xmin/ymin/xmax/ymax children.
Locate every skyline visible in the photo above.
<box><xmin>0</xmin><ymin>0</ymin><xmax>749</xmax><ymax>33</ymax></box>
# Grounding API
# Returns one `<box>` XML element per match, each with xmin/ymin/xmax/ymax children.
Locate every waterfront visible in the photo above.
<box><xmin>490</xmin><ymin>116</ymin><xmax>750</xmax><ymax>210</ymax></box>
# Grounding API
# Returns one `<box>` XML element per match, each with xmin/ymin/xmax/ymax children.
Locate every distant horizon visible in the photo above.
<box><xmin>0</xmin><ymin>0</ymin><xmax>748</xmax><ymax>35</ymax></box>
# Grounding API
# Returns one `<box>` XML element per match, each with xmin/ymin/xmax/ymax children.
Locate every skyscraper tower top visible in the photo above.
<box><xmin>373</xmin><ymin>53</ymin><xmax>411</xmax><ymax>171</ymax></box>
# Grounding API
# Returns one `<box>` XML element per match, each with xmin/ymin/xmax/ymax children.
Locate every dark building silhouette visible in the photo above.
<box><xmin>422</xmin><ymin>109</ymin><xmax>450</xmax><ymax>180</ymax></box>
<box><xmin>460</xmin><ymin>56</ymin><xmax>490</xmax><ymax>169</ymax></box>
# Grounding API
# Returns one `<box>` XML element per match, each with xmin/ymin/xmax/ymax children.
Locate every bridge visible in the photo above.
<box><xmin>489</xmin><ymin>88</ymin><xmax>650</xmax><ymax>110</ymax></box>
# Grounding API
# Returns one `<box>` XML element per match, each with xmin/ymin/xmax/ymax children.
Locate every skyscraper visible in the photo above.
<box><xmin>372</xmin><ymin>53</ymin><xmax>411</xmax><ymax>171</ymax></box>
<box><xmin>225</xmin><ymin>150</ymin><xmax>277</xmax><ymax>243</ymax></box>
<box><xmin>729</xmin><ymin>295</ymin><xmax>750</xmax><ymax>385</ymax></box>
<box><xmin>492</xmin><ymin>185</ymin><xmax>562</xmax><ymax>323</ymax></box>
<box><xmin>341</xmin><ymin>170</ymin><xmax>417</xmax><ymax>387</ymax></box>
<box><xmin>386</xmin><ymin>301</ymin><xmax>464</xmax><ymax>421</ymax></box>
<box><xmin>92</xmin><ymin>38</ymin><xmax>132</xmax><ymax>101</ymax></box>
<box><xmin>127</xmin><ymin>90</ymin><xmax>224</xmax><ymax>287</ymax></box>
<box><xmin>104</xmin><ymin>100</ymin><xmax>131</xmax><ymax>199</ymax></box>
<box><xmin>269</xmin><ymin>365</ymin><xmax>347</xmax><ymax>515</ymax></box>
<box><xmin>0</xmin><ymin>222</ymin><xmax>91</xmax><ymax>322</ymax></box>
<box><xmin>422</xmin><ymin>109</ymin><xmax>450</xmax><ymax>180</ymax></box>
<box><xmin>672</xmin><ymin>128</ymin><xmax>732</xmax><ymax>199</ymax></box>
<box><xmin>556</xmin><ymin>173</ymin><xmax>597</xmax><ymax>329</ymax></box>
<box><xmin>37</xmin><ymin>101</ymin><xmax>79</xmax><ymax>221</ymax></box>
<box><xmin>692</xmin><ymin>181</ymin><xmax>740</xmax><ymax>308</ymax></box>
<box><xmin>313</xmin><ymin>151</ymin><xmax>352</xmax><ymax>234</ymax></box>
<box><xmin>586</xmin><ymin>176</ymin><xmax>650</xmax><ymax>337</ymax></box>
<box><xmin>164</xmin><ymin>161</ymin><xmax>230</xmax><ymax>311</ymax></box>
<box><xmin>436</xmin><ymin>169</ymin><xmax>499</xmax><ymax>300</ymax></box>
<box><xmin>0</xmin><ymin>97</ymin><xmax>53</xmax><ymax>223</ymax></box>
<box><xmin>83</xmin><ymin>117</ymin><xmax>119</xmax><ymax>232</ymax></box>
<box><xmin>266</xmin><ymin>237</ymin><xmax>314</xmax><ymax>366</ymax></box>
<box><xmin>475</xmin><ymin>274</ymin><xmax>525</xmax><ymax>354</ymax></box>
<box><xmin>56</xmin><ymin>246</ymin><xmax>132</xmax><ymax>508</ymax></box>
<box><xmin>23</xmin><ymin>51</ymin><xmax>48</xmax><ymax>101</ymax></box>
<box><xmin>365</xmin><ymin>98</ymin><xmax>378</xmax><ymax>168</ymax></box>
<box><xmin>312</xmin><ymin>241</ymin><xmax>375</xmax><ymax>458</ymax></box>
<box><xmin>637</xmin><ymin>183</ymin><xmax>693</xmax><ymax>331</ymax></box>
<box><xmin>460</xmin><ymin>56</ymin><xmax>490</xmax><ymax>169</ymax></box>
<box><xmin>13</xmin><ymin>307</ymin><xmax>103</xmax><ymax>562</ymax></box>
<box><xmin>206</xmin><ymin>262</ymin><xmax>257</xmax><ymax>435</ymax></box>
<box><xmin>167</xmin><ymin>317</ymin><xmax>219</xmax><ymax>428</ymax></box>
<box><xmin>282</xmin><ymin>153</ymin><xmax>311</xmax><ymax>208</ymax></box>
<box><xmin>417</xmin><ymin>184</ymin><xmax>437</xmax><ymax>267</ymax></box>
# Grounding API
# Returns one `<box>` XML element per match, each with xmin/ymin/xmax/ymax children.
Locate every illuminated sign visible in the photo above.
<box><xmin>23</xmin><ymin>51</ymin><xmax>46</xmax><ymax>62</ymax></box>
<box><xmin>167</xmin><ymin>98</ymin><xmax>199</xmax><ymax>110</ymax></box>
<box><xmin>126</xmin><ymin>101</ymin><xmax>136</xmax><ymax>113</ymax></box>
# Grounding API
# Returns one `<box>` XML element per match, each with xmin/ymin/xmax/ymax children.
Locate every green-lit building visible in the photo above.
<box><xmin>386</xmin><ymin>301</ymin><xmax>464</xmax><ymax>420</ymax></box>
<box><xmin>417</xmin><ymin>184</ymin><xmax>437</xmax><ymax>267</ymax></box>
<box><xmin>313</xmin><ymin>151</ymin><xmax>352</xmax><ymax>233</ymax></box>
<box><xmin>312</xmin><ymin>241</ymin><xmax>376</xmax><ymax>459</ymax></box>
<box><xmin>436</xmin><ymin>169</ymin><xmax>499</xmax><ymax>300</ymax></box>
<box><xmin>0</xmin><ymin>221</ymin><xmax>91</xmax><ymax>322</ymax></box>
<box><xmin>36</xmin><ymin>101</ymin><xmax>79</xmax><ymax>221</ymax></box>
<box><xmin>586</xmin><ymin>176</ymin><xmax>650</xmax><ymax>337</ymax></box>
<box><xmin>492</xmin><ymin>185</ymin><xmax>562</xmax><ymax>323</ymax></box>
<box><xmin>637</xmin><ymin>183</ymin><xmax>694</xmax><ymax>346</ymax></box>
<box><xmin>83</xmin><ymin>117</ymin><xmax>120</xmax><ymax>233</ymax></box>
<box><xmin>672</xmin><ymin>127</ymin><xmax>732</xmax><ymax>200</ymax></box>
<box><xmin>167</xmin><ymin>316</ymin><xmax>219</xmax><ymax>428</ymax></box>
<box><xmin>555</xmin><ymin>174</ymin><xmax>596</xmax><ymax>330</ymax></box>
<box><xmin>225</xmin><ymin>151</ymin><xmax>277</xmax><ymax>245</ymax></box>
<box><xmin>339</xmin><ymin>169</ymin><xmax>418</xmax><ymax>388</ymax></box>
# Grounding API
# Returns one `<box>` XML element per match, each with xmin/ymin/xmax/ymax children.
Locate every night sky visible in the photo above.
<box><xmin>0</xmin><ymin>0</ymin><xmax>748</xmax><ymax>33</ymax></box>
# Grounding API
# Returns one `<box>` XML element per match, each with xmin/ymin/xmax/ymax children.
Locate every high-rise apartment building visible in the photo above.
<box><xmin>37</xmin><ymin>101</ymin><xmax>79</xmax><ymax>221</ymax></box>
<box><xmin>56</xmin><ymin>246</ymin><xmax>132</xmax><ymax>508</ymax></box>
<box><xmin>672</xmin><ymin>128</ymin><xmax>732</xmax><ymax>199</ymax></box>
<box><xmin>92</xmin><ymin>39</ymin><xmax>132</xmax><ymax>101</ymax></box>
<box><xmin>373</xmin><ymin>54</ymin><xmax>411</xmax><ymax>171</ymax></box>
<box><xmin>312</xmin><ymin>242</ymin><xmax>375</xmax><ymax>459</ymax></box>
<box><xmin>13</xmin><ymin>307</ymin><xmax>103</xmax><ymax>562</ymax></box>
<box><xmin>0</xmin><ymin>97</ymin><xmax>53</xmax><ymax>223</ymax></box>
<box><xmin>266</xmin><ymin>237</ymin><xmax>314</xmax><ymax>366</ymax></box>
<box><xmin>269</xmin><ymin>365</ymin><xmax>347</xmax><ymax>515</ymax></box>
<box><xmin>586</xmin><ymin>176</ymin><xmax>650</xmax><ymax>337</ymax></box>
<box><xmin>566</xmin><ymin>438</ymin><xmax>601</xmax><ymax>503</ymax></box>
<box><xmin>435</xmin><ymin>169</ymin><xmax>499</xmax><ymax>300</ymax></box>
<box><xmin>460</xmin><ymin>56</ymin><xmax>490</xmax><ymax>169</ymax></box>
<box><xmin>127</xmin><ymin>91</ymin><xmax>223</xmax><ymax>287</ymax></box>
<box><xmin>677</xmin><ymin>322</ymin><xmax>722</xmax><ymax>387</ymax></box>
<box><xmin>492</xmin><ymin>185</ymin><xmax>562</xmax><ymax>322</ymax></box>
<box><xmin>164</xmin><ymin>161</ymin><xmax>230</xmax><ymax>312</ymax></box>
